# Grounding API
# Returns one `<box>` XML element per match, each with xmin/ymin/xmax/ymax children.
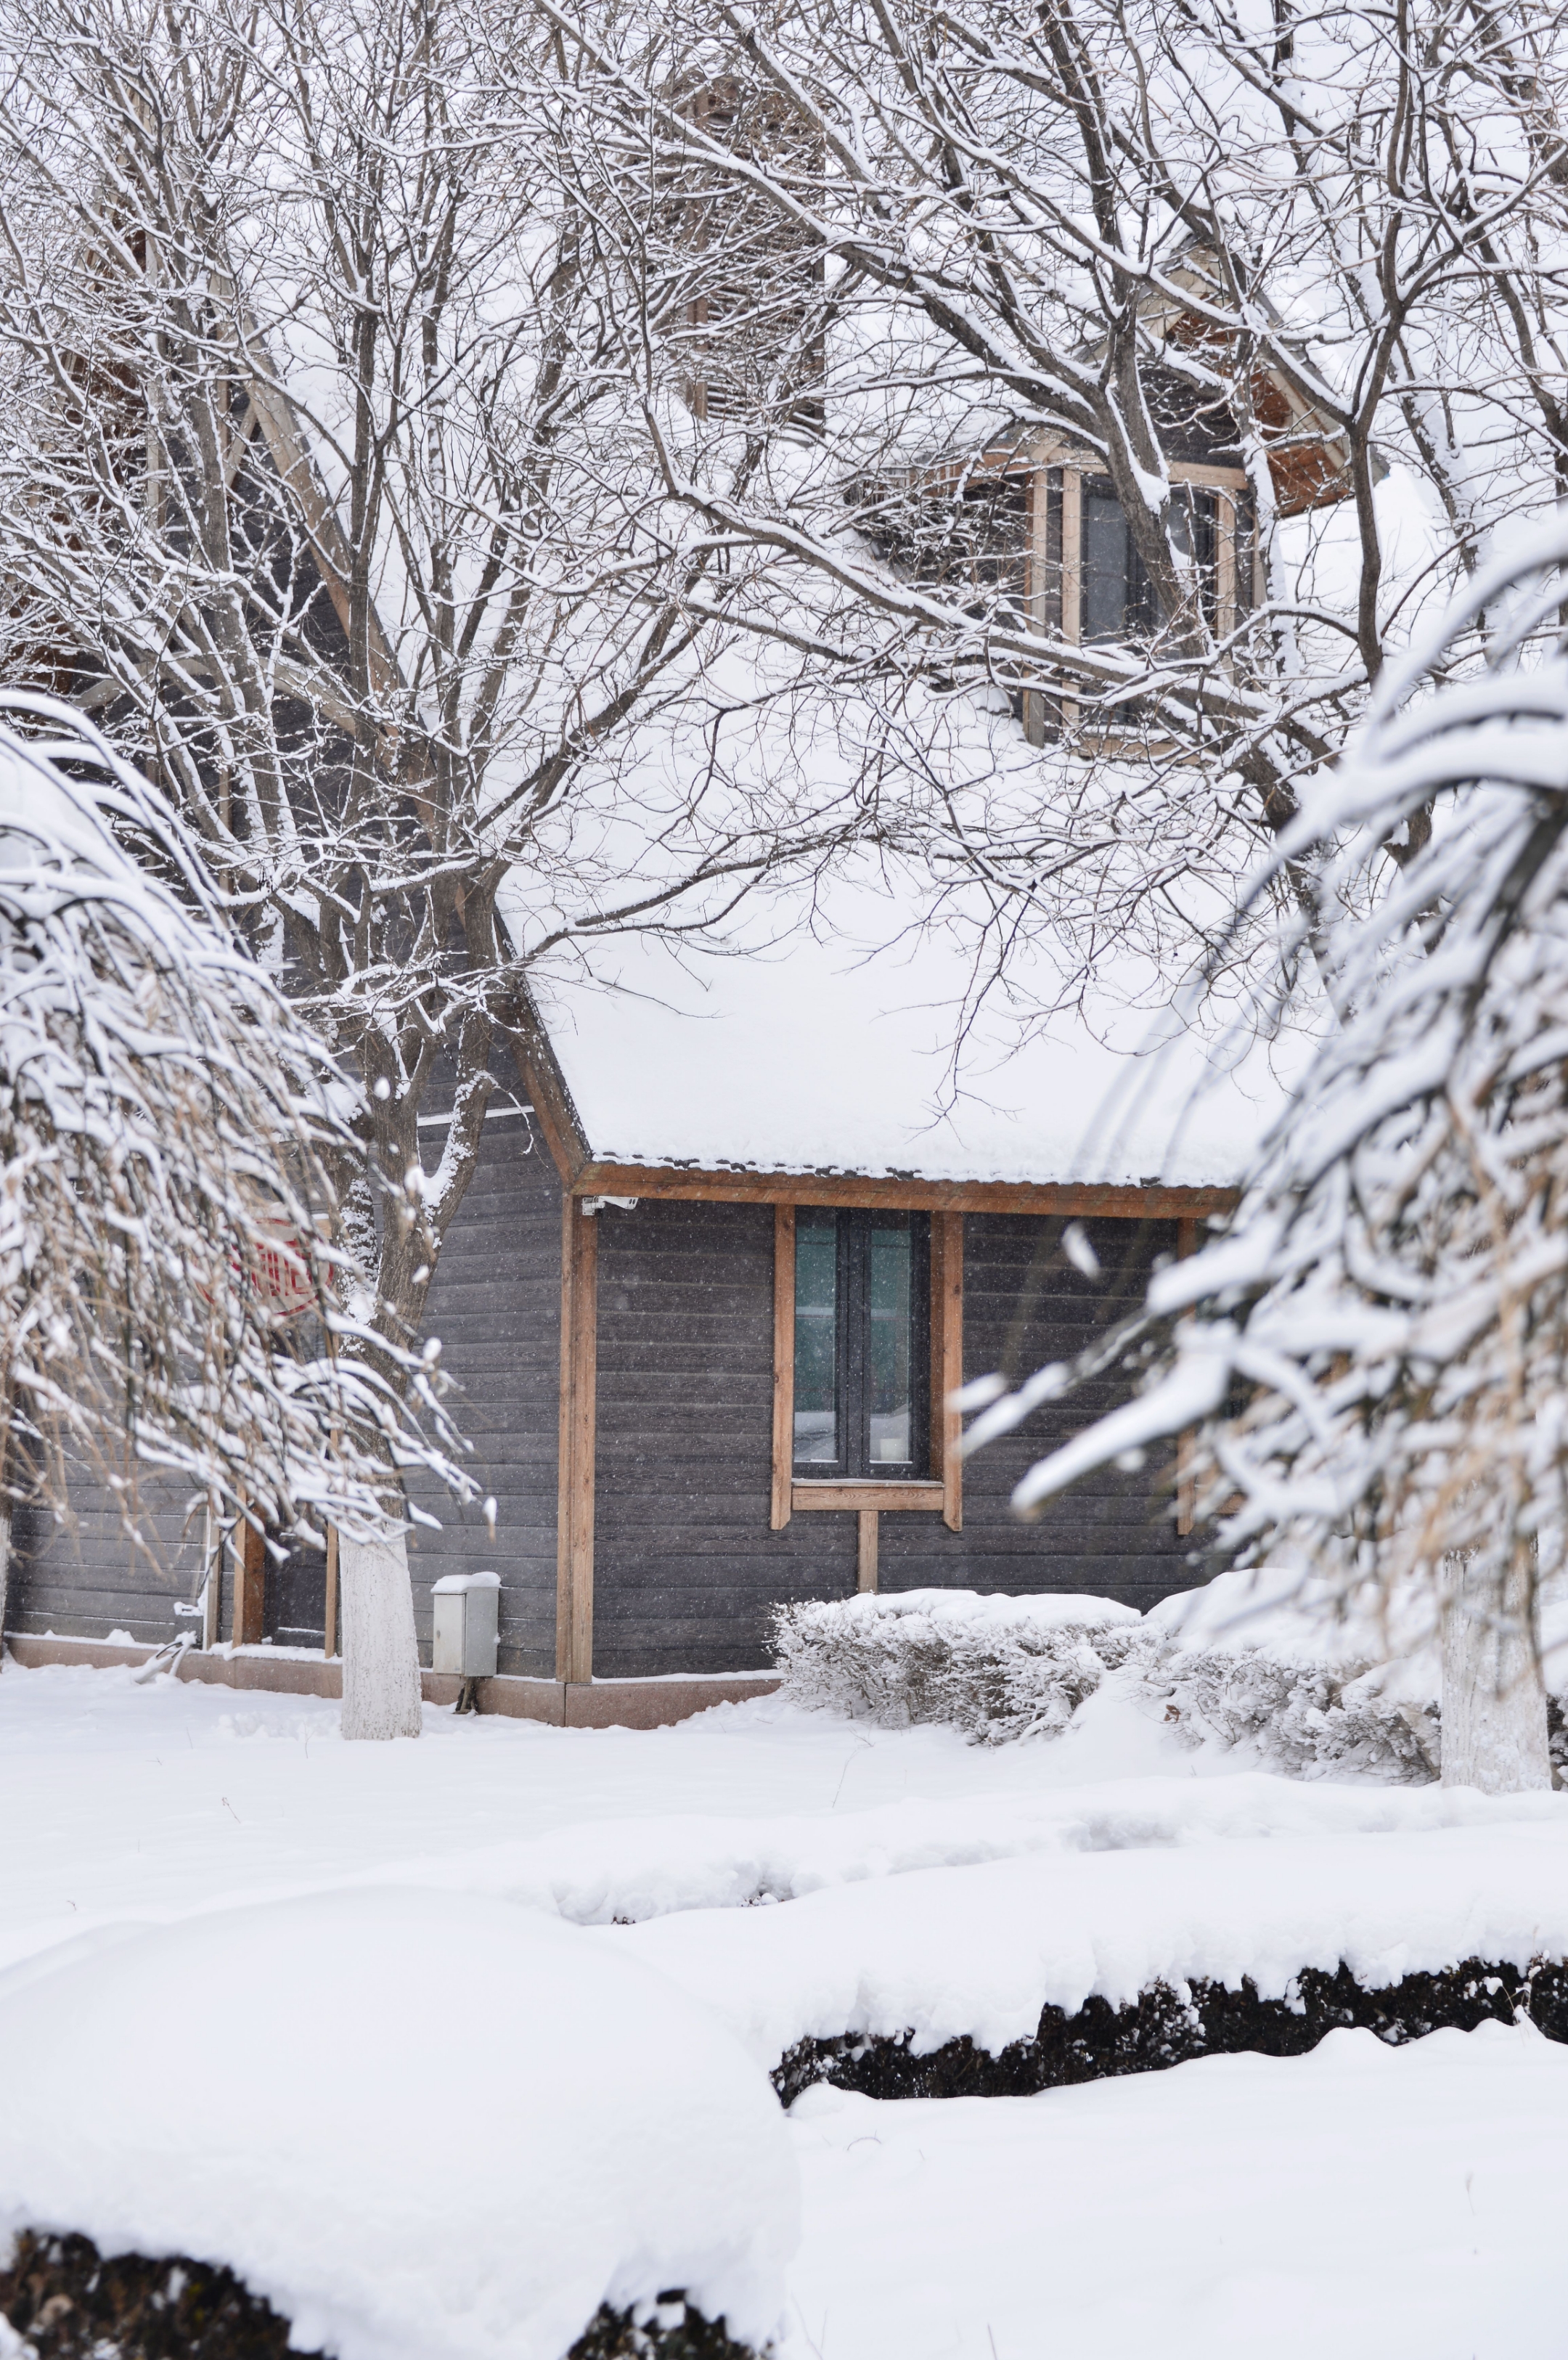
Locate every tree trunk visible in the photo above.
<box><xmin>1440</xmin><ymin>1550</ymin><xmax>1551</xmax><ymax>1793</ymax></box>
<box><xmin>339</xmin><ymin>1528</ymin><xmax>423</xmax><ymax>1739</ymax></box>
<box><xmin>0</xmin><ymin>1499</ymin><xmax>10</xmax><ymax>1672</ymax></box>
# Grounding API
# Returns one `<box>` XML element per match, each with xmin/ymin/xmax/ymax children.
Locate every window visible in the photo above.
<box><xmin>1082</xmin><ymin>476</ymin><xmax>1220</xmax><ymax>642</ymax></box>
<box><xmin>793</xmin><ymin>1209</ymin><xmax>931</xmax><ymax>1477</ymax></box>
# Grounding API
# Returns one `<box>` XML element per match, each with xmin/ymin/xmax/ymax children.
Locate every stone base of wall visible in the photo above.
<box><xmin>1</xmin><ymin>1633</ymin><xmax>779</xmax><ymax>1729</ymax></box>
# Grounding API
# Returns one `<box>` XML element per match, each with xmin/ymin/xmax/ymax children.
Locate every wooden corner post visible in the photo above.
<box><xmin>931</xmin><ymin>1212</ymin><xmax>964</xmax><ymax>1531</ymax></box>
<box><xmin>231</xmin><ymin>1510</ymin><xmax>266</xmax><ymax>1646</ymax></box>
<box><xmin>556</xmin><ymin>1196</ymin><xmax>599</xmax><ymax>1683</ymax></box>
<box><xmin>1175</xmin><ymin>1214</ymin><xmax>1197</xmax><ymax>1537</ymax></box>
<box><xmin>771</xmin><ymin>1203</ymin><xmax>796</xmax><ymax>1530</ymax></box>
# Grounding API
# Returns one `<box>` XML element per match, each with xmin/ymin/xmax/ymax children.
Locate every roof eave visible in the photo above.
<box><xmin>563</xmin><ymin>1158</ymin><xmax>1238</xmax><ymax>1220</ymax></box>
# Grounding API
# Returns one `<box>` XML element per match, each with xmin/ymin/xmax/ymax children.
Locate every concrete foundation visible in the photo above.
<box><xmin>1</xmin><ymin>1633</ymin><xmax>780</xmax><ymax>1728</ymax></box>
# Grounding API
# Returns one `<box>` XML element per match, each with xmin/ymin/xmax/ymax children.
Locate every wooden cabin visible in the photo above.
<box><xmin>3</xmin><ymin>256</ymin><xmax>1339</xmax><ymax>1717</ymax></box>
<box><xmin>5</xmin><ymin>865</ymin><xmax>1289</xmax><ymax>1720</ymax></box>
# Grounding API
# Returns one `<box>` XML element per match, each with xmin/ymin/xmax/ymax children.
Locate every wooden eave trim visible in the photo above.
<box><xmin>979</xmin><ymin>437</ymin><xmax>1251</xmax><ymax>493</ymax></box>
<box><xmin>513</xmin><ymin>997</ymin><xmax>592</xmax><ymax>1191</ymax></box>
<box><xmin>573</xmin><ymin>1162</ymin><xmax>1237</xmax><ymax>1220</ymax></box>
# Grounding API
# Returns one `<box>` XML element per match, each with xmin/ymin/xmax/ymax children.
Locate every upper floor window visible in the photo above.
<box><xmin>1082</xmin><ymin>476</ymin><xmax>1220</xmax><ymax>642</ymax></box>
<box><xmin>793</xmin><ymin>1208</ymin><xmax>930</xmax><ymax>1477</ymax></box>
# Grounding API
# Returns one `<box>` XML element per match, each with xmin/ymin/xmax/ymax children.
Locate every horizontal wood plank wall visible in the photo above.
<box><xmin>402</xmin><ymin>1108</ymin><xmax>563</xmax><ymax>1677</ymax></box>
<box><xmin>10</xmin><ymin>1449</ymin><xmax>215</xmax><ymax>1649</ymax></box>
<box><xmin>589</xmin><ymin>1201</ymin><xmax>1194</xmax><ymax>1679</ymax></box>
<box><xmin>592</xmin><ymin>1199</ymin><xmax>859</xmax><ymax>1676</ymax></box>
<box><xmin>881</xmin><ymin>1212</ymin><xmax>1189</xmax><ymax>1611</ymax></box>
<box><xmin>12</xmin><ymin>1105</ymin><xmax>565</xmax><ymax>1667</ymax></box>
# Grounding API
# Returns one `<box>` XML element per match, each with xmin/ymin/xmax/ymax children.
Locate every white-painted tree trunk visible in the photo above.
<box><xmin>1441</xmin><ymin>1551</ymin><xmax>1551</xmax><ymax>1793</ymax></box>
<box><xmin>339</xmin><ymin>1527</ymin><xmax>422</xmax><ymax>1740</ymax></box>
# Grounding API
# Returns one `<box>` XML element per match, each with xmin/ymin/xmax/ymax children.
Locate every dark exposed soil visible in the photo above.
<box><xmin>0</xmin><ymin>2238</ymin><xmax>295</xmax><ymax>2360</ymax></box>
<box><xmin>772</xmin><ymin>1953</ymin><xmax>1568</xmax><ymax>2104</ymax></box>
<box><xmin>0</xmin><ymin>2234</ymin><xmax>756</xmax><ymax>2360</ymax></box>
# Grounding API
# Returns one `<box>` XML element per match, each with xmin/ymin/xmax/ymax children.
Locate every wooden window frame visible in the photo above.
<box><xmin>1026</xmin><ymin>458</ymin><xmax>1253</xmax><ymax>734</ymax></box>
<box><xmin>772</xmin><ymin>1204</ymin><xmax>963</xmax><ymax>1535</ymax></box>
<box><xmin>556</xmin><ymin>1194</ymin><xmax>597</xmax><ymax>1682</ymax></box>
<box><xmin>789</xmin><ymin>1206</ymin><xmax>931</xmax><ymax>1484</ymax></box>
<box><xmin>1175</xmin><ymin>1214</ymin><xmax>1198</xmax><ymax>1536</ymax></box>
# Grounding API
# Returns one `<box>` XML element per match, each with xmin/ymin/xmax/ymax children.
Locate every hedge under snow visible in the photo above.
<box><xmin>0</xmin><ymin>1890</ymin><xmax>799</xmax><ymax>2360</ymax></box>
<box><xmin>771</xmin><ymin>1569</ymin><xmax>1568</xmax><ymax>1779</ymax></box>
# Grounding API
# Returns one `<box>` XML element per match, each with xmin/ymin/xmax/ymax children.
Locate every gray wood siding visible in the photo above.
<box><xmin>8</xmin><ymin>1108</ymin><xmax>564</xmax><ymax>1673</ymax></box>
<box><xmin>12</xmin><ymin>1171</ymin><xmax>1195</xmax><ymax>1677</ymax></box>
<box><xmin>11</xmin><ymin>1466</ymin><xmax>210</xmax><ymax>1645</ymax></box>
<box><xmin>883</xmin><ymin>1213</ymin><xmax>1191</xmax><ymax>1610</ymax></box>
<box><xmin>590</xmin><ymin>1202</ymin><xmax>1194</xmax><ymax>1678</ymax></box>
<box><xmin>593</xmin><ymin>1200</ymin><xmax>854</xmax><ymax>1678</ymax></box>
<box><xmin>404</xmin><ymin>1108</ymin><xmax>562</xmax><ymax>1678</ymax></box>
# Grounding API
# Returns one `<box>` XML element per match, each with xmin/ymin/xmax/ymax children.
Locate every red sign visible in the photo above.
<box><xmin>249</xmin><ymin>1225</ymin><xmax>317</xmax><ymax>1320</ymax></box>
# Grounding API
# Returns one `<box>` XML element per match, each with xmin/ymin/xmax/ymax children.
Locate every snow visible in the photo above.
<box><xmin>611</xmin><ymin>1816</ymin><xmax>1568</xmax><ymax>2065</ymax></box>
<box><xmin>780</xmin><ymin>2022</ymin><xmax>1568</xmax><ymax>2360</ymax></box>
<box><xmin>0</xmin><ymin>1890</ymin><xmax>798</xmax><ymax>2360</ymax></box>
<box><xmin>1</xmin><ymin>1659</ymin><xmax>1567</xmax><ymax>2357</ymax></box>
<box><xmin>430</xmin><ymin>1569</ymin><xmax>502</xmax><ymax>1593</ymax></box>
<box><xmin>523</xmin><ymin>858</ymin><xmax>1302</xmax><ymax>1188</ymax></box>
<box><xmin>837</xmin><ymin>1586</ymin><xmax>1140</xmax><ymax>1633</ymax></box>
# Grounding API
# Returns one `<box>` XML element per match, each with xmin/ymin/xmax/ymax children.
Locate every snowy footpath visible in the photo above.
<box><xmin>2</xmin><ymin>1657</ymin><xmax>1567</xmax><ymax>2359</ymax></box>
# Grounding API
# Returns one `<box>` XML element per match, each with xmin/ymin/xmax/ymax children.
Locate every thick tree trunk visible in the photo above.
<box><xmin>1440</xmin><ymin>1551</ymin><xmax>1551</xmax><ymax>1793</ymax></box>
<box><xmin>339</xmin><ymin>1528</ymin><xmax>422</xmax><ymax>1739</ymax></box>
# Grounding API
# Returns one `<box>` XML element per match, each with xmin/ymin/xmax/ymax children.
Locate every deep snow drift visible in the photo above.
<box><xmin>0</xmin><ymin>1890</ymin><xmax>796</xmax><ymax>2360</ymax></box>
<box><xmin>781</xmin><ymin>2022</ymin><xmax>1568</xmax><ymax>2360</ymax></box>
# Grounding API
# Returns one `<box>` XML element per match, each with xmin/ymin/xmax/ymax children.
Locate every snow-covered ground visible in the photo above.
<box><xmin>2</xmin><ymin>1657</ymin><xmax>1567</xmax><ymax>2358</ymax></box>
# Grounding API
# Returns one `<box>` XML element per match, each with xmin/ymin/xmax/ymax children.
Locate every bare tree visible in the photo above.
<box><xmin>547</xmin><ymin>0</ymin><xmax>1568</xmax><ymax>1026</ymax></box>
<box><xmin>11</xmin><ymin>0</ymin><xmax>1568</xmax><ymax>1742</ymax></box>
<box><xmin>0</xmin><ymin>0</ymin><xmax>863</xmax><ymax>1732</ymax></box>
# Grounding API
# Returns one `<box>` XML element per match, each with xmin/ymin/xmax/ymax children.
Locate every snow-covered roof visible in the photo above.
<box><xmin>523</xmin><ymin>865</ymin><xmax>1306</xmax><ymax>1193</ymax></box>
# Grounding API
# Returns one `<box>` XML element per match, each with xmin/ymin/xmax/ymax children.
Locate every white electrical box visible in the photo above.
<box><xmin>430</xmin><ymin>1570</ymin><xmax>501</xmax><ymax>1677</ymax></box>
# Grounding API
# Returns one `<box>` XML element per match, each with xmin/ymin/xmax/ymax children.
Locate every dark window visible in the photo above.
<box><xmin>264</xmin><ymin>1532</ymin><xmax>330</xmax><ymax>1649</ymax></box>
<box><xmin>793</xmin><ymin>1209</ymin><xmax>930</xmax><ymax>1477</ymax></box>
<box><xmin>1082</xmin><ymin>477</ymin><xmax>1218</xmax><ymax>642</ymax></box>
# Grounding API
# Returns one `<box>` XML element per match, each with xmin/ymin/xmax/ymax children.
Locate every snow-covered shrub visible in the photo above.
<box><xmin>770</xmin><ymin>1589</ymin><xmax>1143</xmax><ymax>1743</ymax></box>
<box><xmin>1132</xmin><ymin>1567</ymin><xmax>1443</xmax><ymax>1782</ymax></box>
<box><xmin>0</xmin><ymin>1890</ymin><xmax>798</xmax><ymax>2360</ymax></box>
<box><xmin>773</xmin><ymin>1569</ymin><xmax>1568</xmax><ymax>1780</ymax></box>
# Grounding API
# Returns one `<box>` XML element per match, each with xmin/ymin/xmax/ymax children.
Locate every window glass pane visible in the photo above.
<box><xmin>867</xmin><ymin>1217</ymin><xmax>913</xmax><ymax>1464</ymax></box>
<box><xmin>1082</xmin><ymin>484</ymin><xmax>1132</xmax><ymax>642</ymax></box>
<box><xmin>793</xmin><ymin>1212</ymin><xmax>838</xmax><ymax>1463</ymax></box>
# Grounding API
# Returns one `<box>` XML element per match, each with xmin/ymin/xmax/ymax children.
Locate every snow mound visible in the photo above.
<box><xmin>771</xmin><ymin>1590</ymin><xmax>1140</xmax><ymax>1742</ymax></box>
<box><xmin>780</xmin><ymin>2022</ymin><xmax>1568</xmax><ymax>2360</ymax></box>
<box><xmin>611</xmin><ymin>1817</ymin><xmax>1568</xmax><ymax>2069</ymax></box>
<box><xmin>0</xmin><ymin>1890</ymin><xmax>799</xmax><ymax>2360</ymax></box>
